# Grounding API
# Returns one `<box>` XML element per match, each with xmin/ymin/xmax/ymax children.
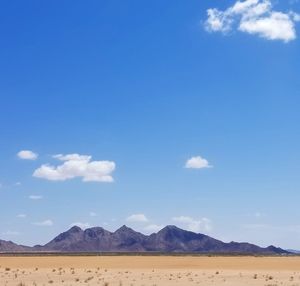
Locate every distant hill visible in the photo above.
<box><xmin>0</xmin><ymin>225</ymin><xmax>284</xmax><ymax>254</ymax></box>
<box><xmin>0</xmin><ymin>239</ymin><xmax>31</xmax><ymax>252</ymax></box>
<box><xmin>286</xmin><ymin>249</ymin><xmax>300</xmax><ymax>254</ymax></box>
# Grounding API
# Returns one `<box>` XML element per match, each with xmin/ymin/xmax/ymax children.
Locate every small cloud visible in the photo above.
<box><xmin>205</xmin><ymin>0</ymin><xmax>300</xmax><ymax>42</ymax></box>
<box><xmin>17</xmin><ymin>214</ymin><xmax>27</xmax><ymax>218</ymax></box>
<box><xmin>242</xmin><ymin>223</ymin><xmax>269</xmax><ymax>229</ymax></box>
<box><xmin>17</xmin><ymin>150</ymin><xmax>38</xmax><ymax>160</ymax></box>
<box><xmin>255</xmin><ymin>211</ymin><xmax>262</xmax><ymax>218</ymax></box>
<box><xmin>15</xmin><ymin>182</ymin><xmax>22</xmax><ymax>186</ymax></box>
<box><xmin>33</xmin><ymin>219</ymin><xmax>53</xmax><ymax>226</ymax></box>
<box><xmin>33</xmin><ymin>153</ymin><xmax>116</xmax><ymax>183</ymax></box>
<box><xmin>185</xmin><ymin>156</ymin><xmax>212</xmax><ymax>169</ymax></box>
<box><xmin>126</xmin><ymin>213</ymin><xmax>149</xmax><ymax>223</ymax></box>
<box><xmin>143</xmin><ymin>224</ymin><xmax>164</xmax><ymax>233</ymax></box>
<box><xmin>29</xmin><ymin>195</ymin><xmax>43</xmax><ymax>200</ymax></box>
<box><xmin>2</xmin><ymin>230</ymin><xmax>20</xmax><ymax>236</ymax></box>
<box><xmin>172</xmin><ymin>216</ymin><xmax>212</xmax><ymax>233</ymax></box>
<box><xmin>242</xmin><ymin>223</ymin><xmax>300</xmax><ymax>233</ymax></box>
<box><xmin>70</xmin><ymin>222</ymin><xmax>91</xmax><ymax>229</ymax></box>
<box><xmin>89</xmin><ymin>212</ymin><xmax>97</xmax><ymax>217</ymax></box>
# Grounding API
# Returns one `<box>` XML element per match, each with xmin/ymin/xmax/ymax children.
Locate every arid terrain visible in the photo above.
<box><xmin>0</xmin><ymin>256</ymin><xmax>300</xmax><ymax>286</ymax></box>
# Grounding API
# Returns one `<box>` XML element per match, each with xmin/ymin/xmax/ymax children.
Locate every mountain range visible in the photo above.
<box><xmin>0</xmin><ymin>225</ymin><xmax>289</xmax><ymax>254</ymax></box>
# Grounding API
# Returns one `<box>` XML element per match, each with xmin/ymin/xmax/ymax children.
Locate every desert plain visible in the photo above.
<box><xmin>0</xmin><ymin>255</ymin><xmax>300</xmax><ymax>286</ymax></box>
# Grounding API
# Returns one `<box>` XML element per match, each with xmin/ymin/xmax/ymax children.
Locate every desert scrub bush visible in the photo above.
<box><xmin>84</xmin><ymin>276</ymin><xmax>94</xmax><ymax>282</ymax></box>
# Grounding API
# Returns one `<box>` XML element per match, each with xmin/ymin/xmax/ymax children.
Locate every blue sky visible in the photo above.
<box><xmin>1</xmin><ymin>0</ymin><xmax>300</xmax><ymax>249</ymax></box>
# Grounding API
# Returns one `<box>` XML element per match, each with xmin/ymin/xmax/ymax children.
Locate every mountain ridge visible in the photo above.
<box><xmin>0</xmin><ymin>225</ymin><xmax>289</xmax><ymax>254</ymax></box>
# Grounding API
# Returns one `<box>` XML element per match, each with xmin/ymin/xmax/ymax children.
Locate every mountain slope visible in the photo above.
<box><xmin>143</xmin><ymin>226</ymin><xmax>287</xmax><ymax>254</ymax></box>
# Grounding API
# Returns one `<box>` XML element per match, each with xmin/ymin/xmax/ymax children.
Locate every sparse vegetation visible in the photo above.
<box><xmin>0</xmin><ymin>256</ymin><xmax>299</xmax><ymax>285</ymax></box>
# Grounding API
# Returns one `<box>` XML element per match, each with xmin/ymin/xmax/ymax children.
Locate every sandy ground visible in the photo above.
<box><xmin>0</xmin><ymin>256</ymin><xmax>300</xmax><ymax>286</ymax></box>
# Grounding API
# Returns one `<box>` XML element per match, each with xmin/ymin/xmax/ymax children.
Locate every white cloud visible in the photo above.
<box><xmin>89</xmin><ymin>212</ymin><xmax>97</xmax><ymax>217</ymax></box>
<box><xmin>126</xmin><ymin>213</ymin><xmax>149</xmax><ymax>223</ymax></box>
<box><xmin>185</xmin><ymin>156</ymin><xmax>212</xmax><ymax>169</ymax></box>
<box><xmin>70</xmin><ymin>222</ymin><xmax>91</xmax><ymax>229</ymax></box>
<box><xmin>17</xmin><ymin>214</ymin><xmax>27</xmax><ymax>218</ymax></box>
<box><xmin>29</xmin><ymin>195</ymin><xmax>43</xmax><ymax>200</ymax></box>
<box><xmin>2</xmin><ymin>230</ymin><xmax>20</xmax><ymax>236</ymax></box>
<box><xmin>143</xmin><ymin>224</ymin><xmax>164</xmax><ymax>233</ymax></box>
<box><xmin>17</xmin><ymin>150</ymin><xmax>38</xmax><ymax>160</ymax></box>
<box><xmin>206</xmin><ymin>8</ymin><xmax>234</xmax><ymax>32</ymax></box>
<box><xmin>172</xmin><ymin>216</ymin><xmax>212</xmax><ymax>233</ymax></box>
<box><xmin>33</xmin><ymin>219</ymin><xmax>53</xmax><ymax>226</ymax></box>
<box><xmin>205</xmin><ymin>0</ymin><xmax>300</xmax><ymax>42</ymax></box>
<box><xmin>33</xmin><ymin>153</ymin><xmax>116</xmax><ymax>182</ymax></box>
